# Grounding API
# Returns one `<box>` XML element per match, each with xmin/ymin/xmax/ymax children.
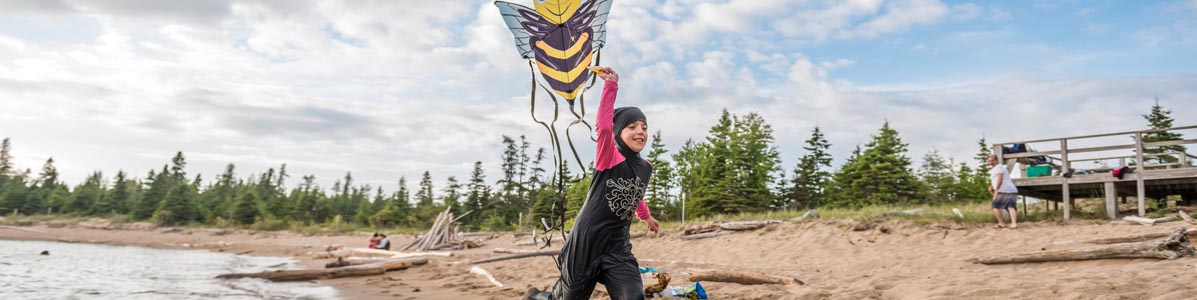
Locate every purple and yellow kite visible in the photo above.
<box><xmin>495</xmin><ymin>0</ymin><xmax>611</xmax><ymax>102</ymax></box>
<box><xmin>494</xmin><ymin>0</ymin><xmax>613</xmax><ymax>174</ymax></box>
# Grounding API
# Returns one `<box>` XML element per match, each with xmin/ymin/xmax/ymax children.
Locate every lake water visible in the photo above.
<box><xmin>0</xmin><ymin>239</ymin><xmax>339</xmax><ymax>300</ymax></box>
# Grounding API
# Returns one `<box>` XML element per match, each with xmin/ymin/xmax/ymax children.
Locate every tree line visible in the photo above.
<box><xmin>0</xmin><ymin>102</ymin><xmax>1183</xmax><ymax>229</ymax></box>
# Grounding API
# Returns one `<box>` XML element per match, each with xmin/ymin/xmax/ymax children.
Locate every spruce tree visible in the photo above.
<box><xmin>76</xmin><ymin>171</ymin><xmax>108</xmax><ymax>215</ymax></box>
<box><xmin>730</xmin><ymin>113</ymin><xmax>781</xmax><ymax>211</ymax></box>
<box><xmin>417</xmin><ymin>171</ymin><xmax>434</xmax><ymax>207</ymax></box>
<box><xmin>690</xmin><ymin>110</ymin><xmax>738</xmax><ymax>215</ymax></box>
<box><xmin>644</xmin><ymin>131</ymin><xmax>674</xmax><ymax>220</ymax></box>
<box><xmin>919</xmin><ymin>149</ymin><xmax>956</xmax><ymax>203</ymax></box>
<box><xmin>1142</xmin><ymin>99</ymin><xmax>1185</xmax><ymax>164</ymax></box>
<box><xmin>0</xmin><ymin>138</ymin><xmax>12</xmax><ymax>178</ymax></box>
<box><xmin>155</xmin><ymin>184</ymin><xmax>198</xmax><ymax>225</ymax></box>
<box><xmin>848</xmin><ymin>121</ymin><xmax>919</xmax><ymax>205</ymax></box>
<box><xmin>232</xmin><ymin>189</ymin><xmax>258</xmax><ymax>225</ymax></box>
<box><xmin>442</xmin><ymin>176</ymin><xmax>462</xmax><ymax>210</ymax></box>
<box><xmin>465</xmin><ymin>161</ymin><xmax>488</xmax><ymax>226</ymax></box>
<box><xmin>790</xmin><ymin>126</ymin><xmax>832</xmax><ymax>209</ymax></box>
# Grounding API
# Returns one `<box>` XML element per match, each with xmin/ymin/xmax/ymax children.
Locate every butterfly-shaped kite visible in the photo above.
<box><xmin>495</xmin><ymin>0</ymin><xmax>612</xmax><ymax>103</ymax></box>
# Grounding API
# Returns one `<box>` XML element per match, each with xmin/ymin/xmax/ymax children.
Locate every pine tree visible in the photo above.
<box><xmin>689</xmin><ymin>110</ymin><xmax>738</xmax><ymax>215</ymax></box>
<box><xmin>919</xmin><ymin>149</ymin><xmax>956</xmax><ymax>203</ymax></box>
<box><xmin>527</xmin><ymin>147</ymin><xmax>547</xmax><ymax>192</ymax></box>
<box><xmin>0</xmin><ymin>138</ymin><xmax>13</xmax><ymax>178</ymax></box>
<box><xmin>1142</xmin><ymin>98</ymin><xmax>1185</xmax><ymax>164</ymax></box>
<box><xmin>831</xmin><ymin>122</ymin><xmax>919</xmax><ymax>206</ymax></box>
<box><xmin>76</xmin><ymin>171</ymin><xmax>109</xmax><ymax>215</ymax></box>
<box><xmin>232</xmin><ymin>189</ymin><xmax>258</xmax><ymax>225</ymax></box>
<box><xmin>417</xmin><ymin>171</ymin><xmax>434</xmax><ymax>207</ymax></box>
<box><xmin>155</xmin><ymin>184</ymin><xmax>198</xmax><ymax>225</ymax></box>
<box><xmin>465</xmin><ymin>161</ymin><xmax>489</xmax><ymax>226</ymax></box>
<box><xmin>790</xmin><ymin>126</ymin><xmax>832</xmax><ymax>209</ymax></box>
<box><xmin>37</xmin><ymin>158</ymin><xmax>64</xmax><ymax>213</ymax></box>
<box><xmin>441</xmin><ymin>176</ymin><xmax>462</xmax><ymax>210</ymax></box>
<box><xmin>671</xmin><ymin>139</ymin><xmax>702</xmax><ymax>220</ymax></box>
<box><xmin>292</xmin><ymin>175</ymin><xmax>319</xmax><ymax>224</ymax></box>
<box><xmin>644</xmin><ymin>131</ymin><xmax>675</xmax><ymax>220</ymax></box>
<box><xmin>730</xmin><ymin>112</ymin><xmax>781</xmax><ymax>211</ymax></box>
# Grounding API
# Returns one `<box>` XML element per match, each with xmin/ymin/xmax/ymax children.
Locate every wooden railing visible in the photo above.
<box><xmin>992</xmin><ymin>125</ymin><xmax>1197</xmax><ymax>219</ymax></box>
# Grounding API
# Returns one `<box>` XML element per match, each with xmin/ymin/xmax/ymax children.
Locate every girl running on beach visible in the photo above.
<box><xmin>526</xmin><ymin>67</ymin><xmax>661</xmax><ymax>300</ymax></box>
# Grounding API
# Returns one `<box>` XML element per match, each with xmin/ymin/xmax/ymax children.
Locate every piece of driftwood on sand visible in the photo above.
<box><xmin>324</xmin><ymin>256</ymin><xmax>430</xmax><ymax>268</ymax></box>
<box><xmin>405</xmin><ymin>208</ymin><xmax>474</xmax><ymax>251</ymax></box>
<box><xmin>493</xmin><ymin>248</ymin><xmax>560</xmax><ymax>254</ymax></box>
<box><xmin>515</xmin><ymin>237</ymin><xmax>564</xmax><ymax>246</ymax></box>
<box><xmin>680</xmin><ymin>231</ymin><xmax>734</xmax><ymax>240</ymax></box>
<box><xmin>687</xmin><ymin>269</ymin><xmax>804</xmax><ymax>285</ymax></box>
<box><xmin>1123</xmin><ymin>216</ymin><xmax>1178</xmax><ymax>226</ymax></box>
<box><xmin>0</xmin><ymin>225</ymin><xmax>47</xmax><ymax>233</ymax></box>
<box><xmin>683</xmin><ymin>220</ymin><xmax>781</xmax><ymax>235</ymax></box>
<box><xmin>788</xmin><ymin>209</ymin><xmax>818</xmax><ymax>222</ymax></box>
<box><xmin>644</xmin><ymin>272</ymin><xmax>671</xmax><ymax>294</ymax></box>
<box><xmin>974</xmin><ymin>228</ymin><xmax>1195</xmax><ymax>265</ymax></box>
<box><xmin>469</xmin><ymin>266</ymin><xmax>505</xmax><ymax>288</ymax></box>
<box><xmin>1053</xmin><ymin>228</ymin><xmax>1197</xmax><ymax>246</ymax></box>
<box><xmin>217</xmin><ymin>258</ymin><xmax>424</xmax><ymax>282</ymax></box>
<box><xmin>465</xmin><ymin>250</ymin><xmax>559</xmax><ymax>264</ymax></box>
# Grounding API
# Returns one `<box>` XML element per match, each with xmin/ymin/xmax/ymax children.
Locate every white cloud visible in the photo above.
<box><xmin>843</xmin><ymin>0</ymin><xmax>949</xmax><ymax>39</ymax></box>
<box><xmin>0</xmin><ymin>0</ymin><xmax>1194</xmax><ymax>196</ymax></box>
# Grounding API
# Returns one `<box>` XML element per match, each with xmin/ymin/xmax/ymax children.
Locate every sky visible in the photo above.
<box><xmin>1</xmin><ymin>0</ymin><xmax>1195</xmax><ymax>192</ymax></box>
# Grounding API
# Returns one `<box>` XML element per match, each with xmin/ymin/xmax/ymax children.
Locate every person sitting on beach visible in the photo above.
<box><xmin>988</xmin><ymin>155</ymin><xmax>1019</xmax><ymax>229</ymax></box>
<box><xmin>368</xmin><ymin>233</ymin><xmax>380</xmax><ymax>249</ymax></box>
<box><xmin>375</xmin><ymin>234</ymin><xmax>390</xmax><ymax>250</ymax></box>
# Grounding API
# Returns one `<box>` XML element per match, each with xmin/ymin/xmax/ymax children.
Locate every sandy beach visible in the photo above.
<box><xmin>3</xmin><ymin>218</ymin><xmax>1197</xmax><ymax>299</ymax></box>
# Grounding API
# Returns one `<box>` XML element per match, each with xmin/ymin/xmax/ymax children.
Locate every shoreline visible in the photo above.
<box><xmin>0</xmin><ymin>221</ymin><xmax>510</xmax><ymax>299</ymax></box>
<box><xmin>4</xmin><ymin>218</ymin><xmax>1197</xmax><ymax>299</ymax></box>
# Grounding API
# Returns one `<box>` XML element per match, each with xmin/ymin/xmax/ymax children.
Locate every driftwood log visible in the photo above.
<box><xmin>975</xmin><ymin>228</ymin><xmax>1195</xmax><ymax>265</ymax></box>
<box><xmin>493</xmin><ymin>248</ymin><xmax>559</xmax><ymax>254</ymax></box>
<box><xmin>644</xmin><ymin>272</ymin><xmax>671</xmax><ymax>294</ymax></box>
<box><xmin>789</xmin><ymin>209</ymin><xmax>817</xmax><ymax>222</ymax></box>
<box><xmin>684</xmin><ymin>220</ymin><xmax>781</xmax><ymax>235</ymax></box>
<box><xmin>325</xmin><ymin>257</ymin><xmax>384</xmax><ymax>268</ymax></box>
<box><xmin>0</xmin><ymin>225</ymin><xmax>48</xmax><ymax>233</ymax></box>
<box><xmin>469</xmin><ymin>266</ymin><xmax>505</xmax><ymax>288</ymax></box>
<box><xmin>1122</xmin><ymin>216</ymin><xmax>1175</xmax><ymax>226</ymax></box>
<box><xmin>217</xmin><ymin>259</ymin><xmax>419</xmax><ymax>282</ymax></box>
<box><xmin>687</xmin><ymin>269</ymin><xmax>804</xmax><ymax>285</ymax></box>
<box><xmin>465</xmin><ymin>250</ymin><xmax>559</xmax><ymax>264</ymax></box>
<box><xmin>1180</xmin><ymin>210</ymin><xmax>1197</xmax><ymax>224</ymax></box>
<box><xmin>324</xmin><ymin>256</ymin><xmax>430</xmax><ymax>268</ymax></box>
<box><xmin>680</xmin><ymin>231</ymin><xmax>733</xmax><ymax>240</ymax></box>
<box><xmin>515</xmin><ymin>237</ymin><xmax>564</xmax><ymax>246</ymax></box>
<box><xmin>1053</xmin><ymin>228</ymin><xmax>1197</xmax><ymax>246</ymax></box>
<box><xmin>405</xmin><ymin>208</ymin><xmax>462</xmax><ymax>251</ymax></box>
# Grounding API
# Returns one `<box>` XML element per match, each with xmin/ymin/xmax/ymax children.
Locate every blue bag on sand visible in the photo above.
<box><xmin>638</xmin><ymin>266</ymin><xmax>659</xmax><ymax>273</ymax></box>
<box><xmin>670</xmin><ymin>282</ymin><xmax>708</xmax><ymax>299</ymax></box>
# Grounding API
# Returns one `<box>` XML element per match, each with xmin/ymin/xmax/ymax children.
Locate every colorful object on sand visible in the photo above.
<box><xmin>670</xmin><ymin>282</ymin><xmax>708</xmax><ymax>299</ymax></box>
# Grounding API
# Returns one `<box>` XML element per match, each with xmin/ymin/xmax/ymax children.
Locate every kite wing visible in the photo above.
<box><xmin>494</xmin><ymin>1</ymin><xmax>547</xmax><ymax>59</ymax></box>
<box><xmin>588</xmin><ymin>0</ymin><xmax>613</xmax><ymax>51</ymax></box>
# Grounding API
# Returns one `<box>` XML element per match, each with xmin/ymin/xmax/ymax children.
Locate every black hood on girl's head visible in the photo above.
<box><xmin>612</xmin><ymin>107</ymin><xmax>647</xmax><ymax>158</ymax></box>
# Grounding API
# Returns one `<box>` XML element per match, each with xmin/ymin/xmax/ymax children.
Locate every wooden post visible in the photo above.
<box><xmin>1021</xmin><ymin>195</ymin><xmax>1027</xmax><ymax>216</ymax></box>
<box><xmin>1104</xmin><ymin>181</ymin><xmax>1117</xmax><ymax>220</ymax></box>
<box><xmin>1136</xmin><ymin>133</ymin><xmax>1147</xmax><ymax>217</ymax></box>
<box><xmin>1061</xmin><ymin>139</ymin><xmax>1071</xmax><ymax>220</ymax></box>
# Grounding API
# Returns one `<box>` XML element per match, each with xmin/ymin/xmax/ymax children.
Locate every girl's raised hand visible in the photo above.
<box><xmin>594</xmin><ymin>66</ymin><xmax>618</xmax><ymax>83</ymax></box>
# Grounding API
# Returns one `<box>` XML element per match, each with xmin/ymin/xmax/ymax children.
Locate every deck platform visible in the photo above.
<box><xmin>994</xmin><ymin>125</ymin><xmax>1197</xmax><ymax>220</ymax></box>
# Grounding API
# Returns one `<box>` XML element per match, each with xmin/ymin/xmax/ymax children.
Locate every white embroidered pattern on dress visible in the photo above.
<box><xmin>604</xmin><ymin>177</ymin><xmax>646</xmax><ymax>220</ymax></box>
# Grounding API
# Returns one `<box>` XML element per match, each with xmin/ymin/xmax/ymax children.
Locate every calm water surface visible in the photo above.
<box><xmin>0</xmin><ymin>239</ymin><xmax>339</xmax><ymax>300</ymax></box>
